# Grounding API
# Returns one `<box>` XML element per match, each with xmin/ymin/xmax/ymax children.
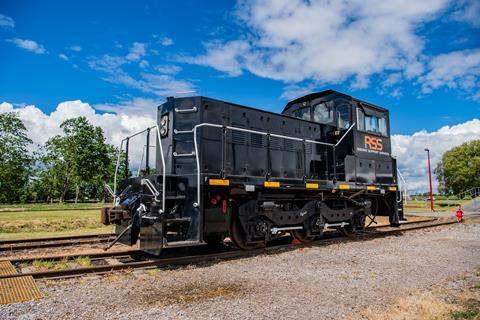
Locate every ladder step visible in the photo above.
<box><xmin>164</xmin><ymin>217</ymin><xmax>191</xmax><ymax>223</ymax></box>
<box><xmin>173</xmin><ymin>151</ymin><xmax>196</xmax><ymax>157</ymax></box>
<box><xmin>165</xmin><ymin>195</ymin><xmax>186</xmax><ymax>200</ymax></box>
<box><xmin>174</xmin><ymin>129</ymin><xmax>193</xmax><ymax>134</ymax></box>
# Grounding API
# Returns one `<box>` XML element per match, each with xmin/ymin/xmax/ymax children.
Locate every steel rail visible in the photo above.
<box><xmin>0</xmin><ymin>219</ymin><xmax>457</xmax><ymax>280</ymax></box>
<box><xmin>0</xmin><ymin>236</ymin><xmax>115</xmax><ymax>251</ymax></box>
<box><xmin>2</xmin><ymin>249</ymin><xmax>143</xmax><ymax>264</ymax></box>
<box><xmin>0</xmin><ymin>233</ymin><xmax>115</xmax><ymax>245</ymax></box>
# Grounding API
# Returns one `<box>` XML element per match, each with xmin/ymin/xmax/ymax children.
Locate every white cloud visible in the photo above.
<box><xmin>180</xmin><ymin>40</ymin><xmax>250</xmax><ymax>77</ymax></box>
<box><xmin>89</xmin><ymin>43</ymin><xmax>195</xmax><ymax>97</ymax></box>
<box><xmin>139</xmin><ymin>59</ymin><xmax>149</xmax><ymax>69</ymax></box>
<box><xmin>58</xmin><ymin>53</ymin><xmax>69</xmax><ymax>61</ymax></box>
<box><xmin>450</xmin><ymin>0</ymin><xmax>480</xmax><ymax>28</ymax></box>
<box><xmin>6</xmin><ymin>38</ymin><xmax>46</xmax><ymax>54</ymax></box>
<box><xmin>392</xmin><ymin>118</ymin><xmax>480</xmax><ymax>193</ymax></box>
<box><xmin>0</xmin><ymin>14</ymin><xmax>14</xmax><ymax>28</ymax></box>
<box><xmin>126</xmin><ymin>42</ymin><xmax>146</xmax><ymax>61</ymax></box>
<box><xmin>419</xmin><ymin>49</ymin><xmax>480</xmax><ymax>100</ymax></box>
<box><xmin>0</xmin><ymin>99</ymin><xmax>158</xmax><ymax>171</ymax></box>
<box><xmin>160</xmin><ymin>37</ymin><xmax>174</xmax><ymax>46</ymax></box>
<box><xmin>183</xmin><ymin>0</ymin><xmax>447</xmax><ymax>88</ymax></box>
<box><xmin>155</xmin><ymin>64</ymin><xmax>182</xmax><ymax>75</ymax></box>
<box><xmin>68</xmin><ymin>45</ymin><xmax>82</xmax><ymax>52</ymax></box>
<box><xmin>280</xmin><ymin>83</ymin><xmax>317</xmax><ymax>100</ymax></box>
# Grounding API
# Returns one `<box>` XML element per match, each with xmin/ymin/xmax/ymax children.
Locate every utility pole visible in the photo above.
<box><xmin>424</xmin><ymin>148</ymin><xmax>435</xmax><ymax>212</ymax></box>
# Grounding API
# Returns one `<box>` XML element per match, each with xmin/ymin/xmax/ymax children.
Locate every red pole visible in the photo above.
<box><xmin>425</xmin><ymin>148</ymin><xmax>435</xmax><ymax>212</ymax></box>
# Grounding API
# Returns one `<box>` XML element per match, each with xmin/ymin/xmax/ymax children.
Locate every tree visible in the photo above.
<box><xmin>435</xmin><ymin>140</ymin><xmax>480</xmax><ymax>195</ymax></box>
<box><xmin>0</xmin><ymin>112</ymin><xmax>33</xmax><ymax>203</ymax></box>
<box><xmin>37</xmin><ymin>117</ymin><xmax>115</xmax><ymax>203</ymax></box>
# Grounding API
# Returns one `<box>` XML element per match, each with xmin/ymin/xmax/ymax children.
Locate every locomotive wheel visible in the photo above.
<box><xmin>339</xmin><ymin>226</ymin><xmax>356</xmax><ymax>238</ymax></box>
<box><xmin>229</xmin><ymin>214</ymin><xmax>265</xmax><ymax>250</ymax></box>
<box><xmin>290</xmin><ymin>229</ymin><xmax>315</xmax><ymax>243</ymax></box>
<box><xmin>340</xmin><ymin>213</ymin><xmax>366</xmax><ymax>238</ymax></box>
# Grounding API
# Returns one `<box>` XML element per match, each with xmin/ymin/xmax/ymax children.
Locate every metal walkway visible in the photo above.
<box><xmin>0</xmin><ymin>261</ymin><xmax>43</xmax><ymax>304</ymax></box>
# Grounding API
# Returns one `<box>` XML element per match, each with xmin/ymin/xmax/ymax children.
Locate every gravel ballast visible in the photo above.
<box><xmin>1</xmin><ymin>223</ymin><xmax>479</xmax><ymax>320</ymax></box>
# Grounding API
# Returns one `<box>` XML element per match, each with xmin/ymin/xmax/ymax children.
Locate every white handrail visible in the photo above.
<box><xmin>112</xmin><ymin>126</ymin><xmax>166</xmax><ymax>213</ymax></box>
<box><xmin>155</xmin><ymin>125</ymin><xmax>166</xmax><ymax>213</ymax></box>
<box><xmin>397</xmin><ymin>168</ymin><xmax>408</xmax><ymax>204</ymax></box>
<box><xmin>113</xmin><ymin>139</ymin><xmax>124</xmax><ymax>205</ymax></box>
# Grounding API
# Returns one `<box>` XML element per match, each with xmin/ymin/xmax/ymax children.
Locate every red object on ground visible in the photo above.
<box><xmin>292</xmin><ymin>238</ymin><xmax>302</xmax><ymax>245</ymax></box>
<box><xmin>455</xmin><ymin>206</ymin><xmax>464</xmax><ymax>222</ymax></box>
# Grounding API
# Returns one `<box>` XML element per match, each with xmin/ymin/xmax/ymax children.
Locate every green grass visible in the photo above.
<box><xmin>404</xmin><ymin>199</ymin><xmax>472</xmax><ymax>212</ymax></box>
<box><xmin>0</xmin><ymin>202</ymin><xmax>105</xmax><ymax>212</ymax></box>
<box><xmin>451</xmin><ymin>299</ymin><xmax>480</xmax><ymax>319</ymax></box>
<box><xmin>32</xmin><ymin>259</ymin><xmax>70</xmax><ymax>271</ymax></box>
<box><xmin>73</xmin><ymin>256</ymin><xmax>92</xmax><ymax>267</ymax></box>
<box><xmin>0</xmin><ymin>209</ymin><xmax>113</xmax><ymax>240</ymax></box>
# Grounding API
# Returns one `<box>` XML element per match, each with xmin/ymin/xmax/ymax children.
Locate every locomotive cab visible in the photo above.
<box><xmin>283</xmin><ymin>90</ymin><xmax>396</xmax><ymax>185</ymax></box>
<box><xmin>101</xmin><ymin>90</ymin><xmax>404</xmax><ymax>255</ymax></box>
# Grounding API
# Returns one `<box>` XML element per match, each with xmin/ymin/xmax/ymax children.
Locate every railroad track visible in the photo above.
<box><xmin>0</xmin><ymin>233</ymin><xmax>116</xmax><ymax>251</ymax></box>
<box><xmin>0</xmin><ymin>218</ymin><xmax>458</xmax><ymax>281</ymax></box>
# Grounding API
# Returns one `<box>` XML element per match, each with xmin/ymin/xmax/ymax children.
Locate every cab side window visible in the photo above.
<box><xmin>337</xmin><ymin>103</ymin><xmax>350</xmax><ymax>129</ymax></box>
<box><xmin>292</xmin><ymin>107</ymin><xmax>311</xmax><ymax>121</ymax></box>
<box><xmin>313</xmin><ymin>101</ymin><xmax>333</xmax><ymax>124</ymax></box>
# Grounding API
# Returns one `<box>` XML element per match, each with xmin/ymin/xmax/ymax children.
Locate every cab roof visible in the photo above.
<box><xmin>282</xmin><ymin>89</ymin><xmax>388</xmax><ymax>114</ymax></box>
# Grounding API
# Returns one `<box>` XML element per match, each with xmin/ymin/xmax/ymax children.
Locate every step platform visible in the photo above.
<box><xmin>0</xmin><ymin>261</ymin><xmax>43</xmax><ymax>304</ymax></box>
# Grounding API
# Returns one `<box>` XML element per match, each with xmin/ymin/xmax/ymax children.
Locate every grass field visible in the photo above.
<box><xmin>0</xmin><ymin>209</ymin><xmax>113</xmax><ymax>240</ymax></box>
<box><xmin>0</xmin><ymin>202</ymin><xmax>104</xmax><ymax>212</ymax></box>
<box><xmin>404</xmin><ymin>199</ymin><xmax>471</xmax><ymax>212</ymax></box>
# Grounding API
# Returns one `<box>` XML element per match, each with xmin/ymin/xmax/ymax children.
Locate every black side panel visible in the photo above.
<box><xmin>375</xmin><ymin>160</ymin><xmax>394</xmax><ymax>184</ymax></box>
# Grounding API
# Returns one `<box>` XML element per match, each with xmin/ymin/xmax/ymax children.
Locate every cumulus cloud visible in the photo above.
<box><xmin>6</xmin><ymin>38</ymin><xmax>46</xmax><ymax>54</ymax></box>
<box><xmin>0</xmin><ymin>99</ymin><xmax>159</xmax><ymax>172</ymax></box>
<box><xmin>183</xmin><ymin>0</ymin><xmax>447</xmax><ymax>88</ymax></box>
<box><xmin>419</xmin><ymin>49</ymin><xmax>480</xmax><ymax>100</ymax></box>
<box><xmin>0</xmin><ymin>14</ymin><xmax>15</xmax><ymax>28</ymax></box>
<box><xmin>392</xmin><ymin>118</ymin><xmax>480</xmax><ymax>193</ymax></box>
<box><xmin>450</xmin><ymin>0</ymin><xmax>480</xmax><ymax>28</ymax></box>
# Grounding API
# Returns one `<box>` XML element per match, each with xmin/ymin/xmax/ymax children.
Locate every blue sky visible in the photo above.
<box><xmin>0</xmin><ymin>0</ymin><xmax>479</xmax><ymax>192</ymax></box>
<box><xmin>1</xmin><ymin>0</ymin><xmax>479</xmax><ymax>134</ymax></box>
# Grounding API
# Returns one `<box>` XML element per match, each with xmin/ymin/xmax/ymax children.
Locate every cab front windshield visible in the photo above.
<box><xmin>357</xmin><ymin>107</ymin><xmax>388</xmax><ymax>136</ymax></box>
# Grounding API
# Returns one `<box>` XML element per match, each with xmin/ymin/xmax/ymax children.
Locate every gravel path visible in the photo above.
<box><xmin>1</xmin><ymin>223</ymin><xmax>479</xmax><ymax>320</ymax></box>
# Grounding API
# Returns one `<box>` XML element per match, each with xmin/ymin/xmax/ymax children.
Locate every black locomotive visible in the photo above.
<box><xmin>101</xmin><ymin>90</ymin><xmax>404</xmax><ymax>255</ymax></box>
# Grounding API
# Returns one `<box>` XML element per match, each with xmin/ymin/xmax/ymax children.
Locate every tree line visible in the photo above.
<box><xmin>435</xmin><ymin>139</ymin><xmax>480</xmax><ymax>196</ymax></box>
<box><xmin>0</xmin><ymin>112</ymin><xmax>122</xmax><ymax>203</ymax></box>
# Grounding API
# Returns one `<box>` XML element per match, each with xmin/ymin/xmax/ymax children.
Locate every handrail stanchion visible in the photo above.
<box><xmin>155</xmin><ymin>125</ymin><xmax>166</xmax><ymax>213</ymax></box>
<box><xmin>113</xmin><ymin>139</ymin><xmax>125</xmax><ymax>205</ymax></box>
<box><xmin>124</xmin><ymin>138</ymin><xmax>129</xmax><ymax>180</ymax></box>
<box><xmin>145</xmin><ymin>128</ymin><xmax>150</xmax><ymax>175</ymax></box>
